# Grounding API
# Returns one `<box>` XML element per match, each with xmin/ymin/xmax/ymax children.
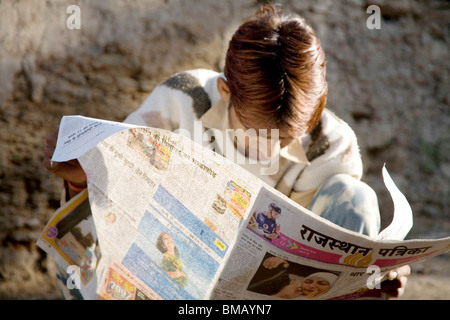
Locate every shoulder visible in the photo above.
<box><xmin>297</xmin><ymin>108</ymin><xmax>363</xmax><ymax>187</ymax></box>
<box><xmin>303</xmin><ymin>109</ymin><xmax>360</xmax><ymax>162</ymax></box>
<box><xmin>162</xmin><ymin>69</ymin><xmax>220</xmax><ymax>90</ymax></box>
<box><xmin>160</xmin><ymin>69</ymin><xmax>221</xmax><ymax>118</ymax></box>
<box><xmin>124</xmin><ymin>69</ymin><xmax>221</xmax><ymax>126</ymax></box>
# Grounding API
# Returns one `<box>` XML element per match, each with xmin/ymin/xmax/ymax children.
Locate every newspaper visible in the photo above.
<box><xmin>37</xmin><ymin>116</ymin><xmax>450</xmax><ymax>300</ymax></box>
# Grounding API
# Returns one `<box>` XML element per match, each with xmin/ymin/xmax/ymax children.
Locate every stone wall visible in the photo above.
<box><xmin>0</xmin><ymin>0</ymin><xmax>448</xmax><ymax>299</ymax></box>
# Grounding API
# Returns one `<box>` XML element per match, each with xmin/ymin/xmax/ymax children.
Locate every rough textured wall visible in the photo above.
<box><xmin>0</xmin><ymin>0</ymin><xmax>449</xmax><ymax>299</ymax></box>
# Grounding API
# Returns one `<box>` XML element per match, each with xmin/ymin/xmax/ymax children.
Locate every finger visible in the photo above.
<box><xmin>387</xmin><ymin>271</ymin><xmax>398</xmax><ymax>281</ymax></box>
<box><xmin>43</xmin><ymin>159</ymin><xmax>64</xmax><ymax>173</ymax></box>
<box><xmin>46</xmin><ymin>126</ymin><xmax>59</xmax><ymax>147</ymax></box>
<box><xmin>44</xmin><ymin>146</ymin><xmax>80</xmax><ymax>171</ymax></box>
<box><xmin>46</xmin><ymin>134</ymin><xmax>56</xmax><ymax>147</ymax></box>
<box><xmin>381</xmin><ymin>277</ymin><xmax>408</xmax><ymax>298</ymax></box>
<box><xmin>263</xmin><ymin>258</ymin><xmax>274</xmax><ymax>269</ymax></box>
<box><xmin>43</xmin><ymin>159</ymin><xmax>86</xmax><ymax>184</ymax></box>
<box><xmin>43</xmin><ymin>145</ymin><xmax>55</xmax><ymax>159</ymax></box>
<box><xmin>399</xmin><ymin>275</ymin><xmax>408</xmax><ymax>290</ymax></box>
<box><xmin>381</xmin><ymin>279</ymin><xmax>401</xmax><ymax>291</ymax></box>
<box><xmin>66</xmin><ymin>159</ymin><xmax>81</xmax><ymax>167</ymax></box>
<box><xmin>50</xmin><ymin>160</ymin><xmax>81</xmax><ymax>174</ymax></box>
<box><xmin>388</xmin><ymin>265</ymin><xmax>410</xmax><ymax>280</ymax></box>
<box><xmin>42</xmin><ymin>157</ymin><xmax>51</xmax><ymax>171</ymax></box>
<box><xmin>266</xmin><ymin>259</ymin><xmax>278</xmax><ymax>269</ymax></box>
<box><xmin>307</xmin><ymin>289</ymin><xmax>320</xmax><ymax>298</ymax></box>
<box><xmin>42</xmin><ymin>153</ymin><xmax>58</xmax><ymax>172</ymax></box>
<box><xmin>396</xmin><ymin>265</ymin><xmax>411</xmax><ymax>277</ymax></box>
<box><xmin>266</xmin><ymin>258</ymin><xmax>286</xmax><ymax>269</ymax></box>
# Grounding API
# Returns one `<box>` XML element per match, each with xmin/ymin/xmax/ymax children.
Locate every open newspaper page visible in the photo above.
<box><xmin>211</xmin><ymin>184</ymin><xmax>449</xmax><ymax>300</ymax></box>
<box><xmin>37</xmin><ymin>116</ymin><xmax>450</xmax><ymax>300</ymax></box>
<box><xmin>39</xmin><ymin>116</ymin><xmax>271</xmax><ymax>299</ymax></box>
<box><xmin>36</xmin><ymin>189</ymin><xmax>101</xmax><ymax>299</ymax></box>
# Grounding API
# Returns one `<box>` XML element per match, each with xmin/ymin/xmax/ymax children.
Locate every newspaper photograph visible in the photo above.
<box><xmin>37</xmin><ymin>116</ymin><xmax>450</xmax><ymax>300</ymax></box>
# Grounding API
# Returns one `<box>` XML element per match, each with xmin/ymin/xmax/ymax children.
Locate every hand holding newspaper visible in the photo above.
<box><xmin>37</xmin><ymin>116</ymin><xmax>450</xmax><ymax>300</ymax></box>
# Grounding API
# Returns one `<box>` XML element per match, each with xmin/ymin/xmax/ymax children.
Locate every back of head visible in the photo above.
<box><xmin>225</xmin><ymin>4</ymin><xmax>328</xmax><ymax>138</ymax></box>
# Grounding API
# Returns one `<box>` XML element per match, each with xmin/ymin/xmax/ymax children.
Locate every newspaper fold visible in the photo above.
<box><xmin>376</xmin><ymin>165</ymin><xmax>413</xmax><ymax>241</ymax></box>
<box><xmin>38</xmin><ymin>116</ymin><xmax>450</xmax><ymax>300</ymax></box>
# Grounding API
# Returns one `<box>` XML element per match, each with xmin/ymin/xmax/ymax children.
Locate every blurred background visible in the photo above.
<box><xmin>0</xmin><ymin>0</ymin><xmax>448</xmax><ymax>299</ymax></box>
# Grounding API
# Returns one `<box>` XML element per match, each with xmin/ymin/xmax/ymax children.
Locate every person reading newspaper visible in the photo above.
<box><xmin>43</xmin><ymin>4</ymin><xmax>409</xmax><ymax>298</ymax></box>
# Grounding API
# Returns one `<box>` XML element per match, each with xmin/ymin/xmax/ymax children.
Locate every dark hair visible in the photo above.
<box><xmin>224</xmin><ymin>4</ymin><xmax>327</xmax><ymax>137</ymax></box>
<box><xmin>156</xmin><ymin>232</ymin><xmax>179</xmax><ymax>257</ymax></box>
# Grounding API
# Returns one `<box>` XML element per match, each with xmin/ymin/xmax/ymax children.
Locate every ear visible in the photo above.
<box><xmin>217</xmin><ymin>77</ymin><xmax>231</xmax><ymax>104</ymax></box>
